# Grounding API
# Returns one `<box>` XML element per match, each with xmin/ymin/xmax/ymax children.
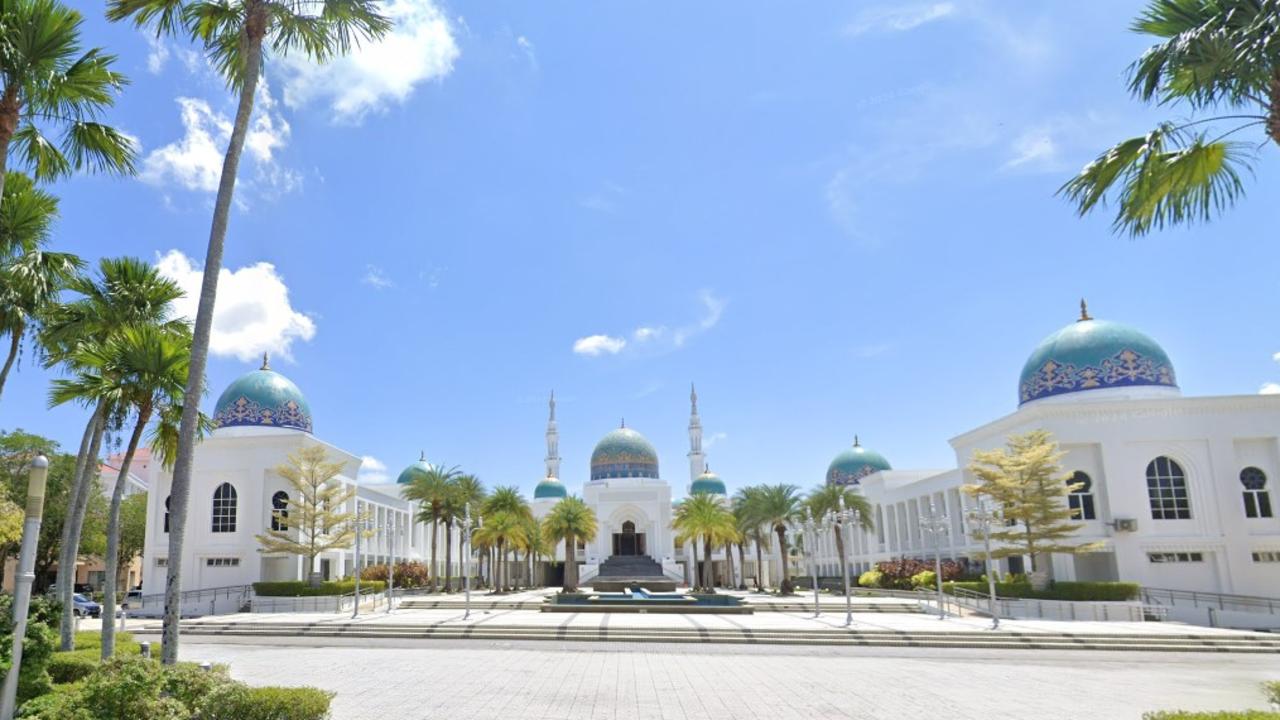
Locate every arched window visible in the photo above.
<box><xmin>212</xmin><ymin>483</ymin><xmax>238</xmax><ymax>533</ymax></box>
<box><xmin>163</xmin><ymin>496</ymin><xmax>170</xmax><ymax>533</ymax></box>
<box><xmin>1240</xmin><ymin>467</ymin><xmax>1273</xmax><ymax>519</ymax></box>
<box><xmin>271</xmin><ymin>491</ymin><xmax>289</xmax><ymax>531</ymax></box>
<box><xmin>1146</xmin><ymin>457</ymin><xmax>1190</xmax><ymax>520</ymax></box>
<box><xmin>1067</xmin><ymin>471</ymin><xmax>1096</xmax><ymax>521</ymax></box>
<box><xmin>622</xmin><ymin>520</ymin><xmax>635</xmax><ymax>534</ymax></box>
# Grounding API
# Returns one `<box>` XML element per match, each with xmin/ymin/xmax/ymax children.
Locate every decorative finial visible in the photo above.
<box><xmin>620</xmin><ymin>417</ymin><xmax>626</xmax><ymax>429</ymax></box>
<box><xmin>691</xmin><ymin>383</ymin><xmax>698</xmax><ymax>413</ymax></box>
<box><xmin>1079</xmin><ymin>298</ymin><xmax>1092</xmax><ymax>322</ymax></box>
<box><xmin>261</xmin><ymin>352</ymin><xmax>270</xmax><ymax>371</ymax></box>
<box><xmin>853</xmin><ymin>434</ymin><xmax>860</xmax><ymax>447</ymax></box>
<box><xmin>419</xmin><ymin>450</ymin><xmax>426</xmax><ymax>462</ymax></box>
<box><xmin>549</xmin><ymin>390</ymin><xmax>556</xmax><ymax>421</ymax></box>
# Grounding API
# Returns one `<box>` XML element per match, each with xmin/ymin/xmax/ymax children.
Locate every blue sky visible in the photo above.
<box><xmin>3</xmin><ymin>1</ymin><xmax>1278</xmax><ymax>499</ymax></box>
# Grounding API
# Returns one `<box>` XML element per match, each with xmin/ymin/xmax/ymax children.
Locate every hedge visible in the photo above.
<box><xmin>252</xmin><ymin>580</ymin><xmax>385</xmax><ymax>597</ymax></box>
<box><xmin>236</xmin><ymin>687</ymin><xmax>335</xmax><ymax>720</ymax></box>
<box><xmin>944</xmin><ymin>580</ymin><xmax>1140</xmax><ymax>601</ymax></box>
<box><xmin>1146</xmin><ymin>707</ymin><xmax>1280</xmax><ymax>712</ymax></box>
<box><xmin>1265</xmin><ymin>682</ymin><xmax>1280</xmax><ymax>707</ymax></box>
<box><xmin>47</xmin><ymin>651</ymin><xmax>99</xmax><ymax>684</ymax></box>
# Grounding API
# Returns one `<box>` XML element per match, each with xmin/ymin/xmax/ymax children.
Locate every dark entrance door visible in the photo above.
<box><xmin>611</xmin><ymin>521</ymin><xmax>645</xmax><ymax>556</ymax></box>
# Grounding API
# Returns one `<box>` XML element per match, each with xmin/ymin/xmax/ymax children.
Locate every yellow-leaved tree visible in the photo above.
<box><xmin>255</xmin><ymin>446</ymin><xmax>361</xmax><ymax>587</ymax></box>
<box><xmin>964</xmin><ymin>429</ymin><xmax>1100</xmax><ymax>590</ymax></box>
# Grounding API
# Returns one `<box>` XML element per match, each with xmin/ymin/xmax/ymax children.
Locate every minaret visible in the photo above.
<box><xmin>545</xmin><ymin>390</ymin><xmax>561</xmax><ymax>479</ymax></box>
<box><xmin>687</xmin><ymin>383</ymin><xmax>706</xmax><ymax>482</ymax></box>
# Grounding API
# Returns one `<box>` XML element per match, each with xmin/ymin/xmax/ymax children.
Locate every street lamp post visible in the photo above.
<box><xmin>0</xmin><ymin>456</ymin><xmax>49</xmax><ymax>720</ymax></box>
<box><xmin>351</xmin><ymin>515</ymin><xmax>374</xmax><ymax>619</ymax></box>
<box><xmin>462</xmin><ymin>503</ymin><xmax>473</xmax><ymax>620</ymax></box>
<box><xmin>801</xmin><ymin>511</ymin><xmax>821</xmax><ymax>617</ymax></box>
<box><xmin>386</xmin><ymin>513</ymin><xmax>397</xmax><ymax>614</ymax></box>
<box><xmin>829</xmin><ymin>497</ymin><xmax>861</xmax><ymax>627</ymax></box>
<box><xmin>966</xmin><ymin>498</ymin><xmax>1002</xmax><ymax>630</ymax></box>
<box><xmin>919</xmin><ymin>499</ymin><xmax>950</xmax><ymax>620</ymax></box>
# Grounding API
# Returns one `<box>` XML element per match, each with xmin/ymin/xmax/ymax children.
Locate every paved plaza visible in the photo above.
<box><xmin>176</xmin><ymin>638</ymin><xmax>1277</xmax><ymax>720</ymax></box>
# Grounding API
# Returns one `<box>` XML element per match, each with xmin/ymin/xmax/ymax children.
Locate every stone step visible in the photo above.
<box><xmin>168</xmin><ymin>622</ymin><xmax>1280</xmax><ymax>653</ymax></box>
<box><xmin>393</xmin><ymin>599</ymin><xmax>923</xmax><ymax>613</ymax></box>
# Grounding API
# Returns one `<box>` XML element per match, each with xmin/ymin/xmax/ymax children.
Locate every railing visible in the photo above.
<box><xmin>948</xmin><ymin>586</ymin><xmax>1151</xmax><ymax>622</ymax></box>
<box><xmin>128</xmin><ymin>584</ymin><xmax>253</xmax><ymax>617</ymax></box>
<box><xmin>249</xmin><ymin>587</ymin><xmax>384</xmax><ymax>614</ymax></box>
<box><xmin>1141</xmin><ymin>587</ymin><xmax>1280</xmax><ymax>616</ymax></box>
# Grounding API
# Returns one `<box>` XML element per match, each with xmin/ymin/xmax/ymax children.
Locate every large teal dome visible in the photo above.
<box><xmin>212</xmin><ymin>357</ymin><xmax>312</xmax><ymax>432</ymax></box>
<box><xmin>590</xmin><ymin>425</ymin><xmax>659</xmax><ymax>481</ymax></box>
<box><xmin>1019</xmin><ymin>305</ymin><xmax>1177</xmax><ymax>406</ymax></box>
<box><xmin>534</xmin><ymin>476</ymin><xmax>567</xmax><ymax>500</ymax></box>
<box><xmin>826</xmin><ymin>438</ymin><xmax>891</xmax><ymax>486</ymax></box>
<box><xmin>690</xmin><ymin>468</ymin><xmax>726</xmax><ymax>496</ymax></box>
<box><xmin>396</xmin><ymin>454</ymin><xmax>432</xmax><ymax>485</ymax></box>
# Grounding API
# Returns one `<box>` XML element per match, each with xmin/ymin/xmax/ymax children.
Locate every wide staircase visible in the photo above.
<box><xmin>598</xmin><ymin>555</ymin><xmax>665</xmax><ymax>578</ymax></box>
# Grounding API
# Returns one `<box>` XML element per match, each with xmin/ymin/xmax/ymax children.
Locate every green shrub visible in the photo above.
<box><xmin>943</xmin><ymin>580</ymin><xmax>1139</xmax><ymax>601</ymax></box>
<box><xmin>857</xmin><ymin>570</ymin><xmax>882</xmax><ymax>588</ymax></box>
<box><xmin>47</xmin><ymin>651</ymin><xmax>99</xmax><ymax>684</ymax></box>
<box><xmin>225</xmin><ymin>686</ymin><xmax>334</xmax><ymax>720</ymax></box>
<box><xmin>360</xmin><ymin>561</ymin><xmax>430</xmax><ymax>588</ymax></box>
<box><xmin>0</xmin><ymin>594</ymin><xmax>58</xmax><ymax>704</ymax></box>
<box><xmin>1263</xmin><ymin>682</ymin><xmax>1280</xmax><ymax>707</ymax></box>
<box><xmin>252</xmin><ymin>580</ymin><xmax>386</xmax><ymax>597</ymax></box>
<box><xmin>910</xmin><ymin>570</ymin><xmax>936</xmax><ymax>589</ymax></box>
<box><xmin>1146</xmin><ymin>707</ymin><xmax>1280</xmax><ymax>712</ymax></box>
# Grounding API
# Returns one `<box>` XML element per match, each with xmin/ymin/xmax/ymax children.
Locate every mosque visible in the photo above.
<box><xmin>139</xmin><ymin>304</ymin><xmax>1280</xmax><ymax>598</ymax></box>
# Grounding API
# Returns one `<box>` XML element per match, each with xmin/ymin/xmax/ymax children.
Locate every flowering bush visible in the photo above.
<box><xmin>360</xmin><ymin>561</ymin><xmax>430</xmax><ymax>588</ymax></box>
<box><xmin>910</xmin><ymin>570</ymin><xmax>937</xmax><ymax>589</ymax></box>
<box><xmin>857</xmin><ymin>570</ymin><xmax>883</xmax><ymax>588</ymax></box>
<box><xmin>875</xmin><ymin>559</ymin><xmax>964</xmax><ymax>589</ymax></box>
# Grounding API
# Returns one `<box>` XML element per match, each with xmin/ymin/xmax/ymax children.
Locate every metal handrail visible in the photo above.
<box><xmin>1141</xmin><ymin>586</ymin><xmax>1279</xmax><ymax>615</ymax></box>
<box><xmin>132</xmin><ymin>583</ymin><xmax>253</xmax><ymax>606</ymax></box>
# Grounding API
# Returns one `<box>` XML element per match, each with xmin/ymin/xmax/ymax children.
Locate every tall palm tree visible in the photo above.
<box><xmin>54</xmin><ymin>324</ymin><xmax>190</xmax><ymax>658</ymax></box>
<box><xmin>1060</xmin><ymin>1</ymin><xmax>1280</xmax><ymax>236</ymax></box>
<box><xmin>673</xmin><ymin>494</ymin><xmax>739</xmax><ymax>592</ymax></box>
<box><xmin>806</xmin><ymin>484</ymin><xmax>874</xmax><ymax>589</ymax></box>
<box><xmin>475</xmin><ymin>510</ymin><xmax>526</xmax><ymax>593</ymax></box>
<box><xmin>403</xmin><ymin>463</ymin><xmax>460</xmax><ymax>592</ymax></box>
<box><xmin>541</xmin><ymin>496</ymin><xmax>597</xmax><ymax>592</ymax></box>
<box><xmin>744</xmin><ymin>484</ymin><xmax>803</xmax><ymax>594</ymax></box>
<box><xmin>443</xmin><ymin>474</ymin><xmax>484</xmax><ymax>592</ymax></box>
<box><xmin>0</xmin><ymin>0</ymin><xmax>137</xmax><ymax>201</ymax></box>
<box><xmin>481</xmin><ymin>487</ymin><xmax>531</xmax><ymax>591</ymax></box>
<box><xmin>41</xmin><ymin>256</ymin><xmax>182</xmax><ymax>650</ymax></box>
<box><xmin>520</xmin><ymin>513</ymin><xmax>547</xmax><ymax>587</ymax></box>
<box><xmin>0</xmin><ymin>171</ymin><xmax>80</xmax><ymax>401</ymax></box>
<box><xmin>734</xmin><ymin>487</ymin><xmax>771</xmax><ymax>591</ymax></box>
<box><xmin>107</xmin><ymin>0</ymin><xmax>392</xmax><ymax>665</ymax></box>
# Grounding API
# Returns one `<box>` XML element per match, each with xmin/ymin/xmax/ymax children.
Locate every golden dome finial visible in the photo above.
<box><xmin>1079</xmin><ymin>298</ymin><xmax>1092</xmax><ymax>322</ymax></box>
<box><xmin>853</xmin><ymin>434</ymin><xmax>860</xmax><ymax>447</ymax></box>
<box><xmin>261</xmin><ymin>352</ymin><xmax>270</xmax><ymax>371</ymax></box>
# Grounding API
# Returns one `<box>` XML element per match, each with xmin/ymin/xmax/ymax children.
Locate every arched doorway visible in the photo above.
<box><xmin>612</xmin><ymin>520</ymin><xmax>645</xmax><ymax>556</ymax></box>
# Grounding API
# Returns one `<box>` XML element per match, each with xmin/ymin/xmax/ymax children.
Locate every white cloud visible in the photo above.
<box><xmin>362</xmin><ymin>265</ymin><xmax>394</xmax><ymax>289</ymax></box>
<box><xmin>145</xmin><ymin>34</ymin><xmax>169</xmax><ymax>74</ymax></box>
<box><xmin>1261</xmin><ymin>383</ymin><xmax>1280</xmax><ymax>395</ymax></box>
<box><xmin>704</xmin><ymin>432</ymin><xmax>728</xmax><ymax>449</ymax></box>
<box><xmin>516</xmin><ymin>35</ymin><xmax>538</xmax><ymax>70</ymax></box>
<box><xmin>278</xmin><ymin>0</ymin><xmax>460</xmax><ymax>123</ymax></box>
<box><xmin>357</xmin><ymin>456</ymin><xmax>390</xmax><ymax>484</ymax></box>
<box><xmin>579</xmin><ymin>181</ymin><xmax>626</xmax><ymax>212</ymax></box>
<box><xmin>140</xmin><ymin>91</ymin><xmax>298</xmax><ymax>200</ymax></box>
<box><xmin>575</xmin><ymin>291</ymin><xmax>727</xmax><ymax>358</ymax></box>
<box><xmin>155</xmin><ymin>249</ymin><xmax>316</xmax><ymax>362</ymax></box>
<box><xmin>573</xmin><ymin>334</ymin><xmax>627</xmax><ymax>356</ymax></box>
<box><xmin>1004</xmin><ymin>128</ymin><xmax>1058</xmax><ymax>170</ymax></box>
<box><xmin>846</xmin><ymin>3</ymin><xmax>955</xmax><ymax>35</ymax></box>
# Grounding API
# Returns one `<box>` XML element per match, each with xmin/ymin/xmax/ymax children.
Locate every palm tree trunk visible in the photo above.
<box><xmin>55</xmin><ymin>405</ymin><xmax>99</xmax><ymax>611</ymax></box>
<box><xmin>0</xmin><ymin>85</ymin><xmax>16</xmax><ymax>201</ymax></box>
<box><xmin>725</xmin><ymin>542</ymin><xmax>735</xmax><ymax>590</ymax></box>
<box><xmin>0</xmin><ymin>320</ymin><xmax>23</xmax><ymax>401</ymax></box>
<box><xmin>776</xmin><ymin>526</ymin><xmax>793</xmax><ymax>594</ymax></box>
<box><xmin>162</xmin><ymin>20</ymin><xmax>265</xmax><ymax>665</ymax></box>
<box><xmin>754</xmin><ymin>536</ymin><xmax>765</xmax><ymax>591</ymax></box>
<box><xmin>497</xmin><ymin>540</ymin><xmax>505</xmax><ymax>592</ymax></box>
<box><xmin>564</xmin><ymin>533</ymin><xmax>575</xmax><ymax>592</ymax></box>
<box><xmin>429</xmin><ymin>516</ymin><xmax>438</xmax><ymax>592</ymax></box>
<box><xmin>102</xmin><ymin>406</ymin><xmax>149</xmax><ymax>659</ymax></box>
<box><xmin>60</xmin><ymin>402</ymin><xmax>106</xmax><ymax>650</ymax></box>
<box><xmin>832</xmin><ymin>524</ymin><xmax>847</xmax><ymax>593</ymax></box>
<box><xmin>702</xmin><ymin>538</ymin><xmax>713</xmax><ymax>592</ymax></box>
<box><xmin>444</xmin><ymin>522</ymin><xmax>453</xmax><ymax>593</ymax></box>
<box><xmin>1268</xmin><ymin>70</ymin><xmax>1280</xmax><ymax>146</ymax></box>
<box><xmin>737</xmin><ymin>543</ymin><xmax>747</xmax><ymax>590</ymax></box>
<box><xmin>691</xmin><ymin>542</ymin><xmax>701</xmax><ymax>591</ymax></box>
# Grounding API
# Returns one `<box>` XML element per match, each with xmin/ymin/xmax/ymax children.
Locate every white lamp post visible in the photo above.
<box><xmin>386</xmin><ymin>513</ymin><xmax>397</xmax><ymax>614</ymax></box>
<box><xmin>829</xmin><ymin>496</ymin><xmax>861</xmax><ymax>627</ymax></box>
<box><xmin>0</xmin><ymin>456</ymin><xmax>48</xmax><ymax>720</ymax></box>
<box><xmin>801</xmin><ymin>511</ymin><xmax>822</xmax><ymax>617</ymax></box>
<box><xmin>461</xmin><ymin>504</ymin><xmax>474</xmax><ymax>619</ymax></box>
<box><xmin>918</xmin><ymin>499</ymin><xmax>950</xmax><ymax>620</ymax></box>
<box><xmin>966</xmin><ymin>498</ymin><xmax>1002</xmax><ymax>630</ymax></box>
<box><xmin>351</xmin><ymin>516</ymin><xmax>374</xmax><ymax>619</ymax></box>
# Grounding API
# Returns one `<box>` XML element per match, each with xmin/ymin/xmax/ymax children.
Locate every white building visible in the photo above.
<box><xmin>811</xmin><ymin>303</ymin><xmax>1280</xmax><ymax>597</ymax></box>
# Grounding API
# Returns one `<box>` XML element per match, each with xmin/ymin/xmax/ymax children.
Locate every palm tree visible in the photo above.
<box><xmin>673</xmin><ymin>494</ymin><xmax>739</xmax><ymax>592</ymax></box>
<box><xmin>0</xmin><ymin>0</ymin><xmax>137</xmax><ymax>201</ymax></box>
<box><xmin>540</xmin><ymin>496</ymin><xmax>597</xmax><ymax>592</ymax></box>
<box><xmin>734</xmin><ymin>487</ymin><xmax>771</xmax><ymax>591</ymax></box>
<box><xmin>806</xmin><ymin>484</ymin><xmax>874</xmax><ymax>589</ymax></box>
<box><xmin>107</xmin><ymin>0</ymin><xmax>392</xmax><ymax>666</ymax></box>
<box><xmin>744</xmin><ymin>484</ymin><xmax>803</xmax><ymax>594</ymax></box>
<box><xmin>481</xmin><ymin>487</ymin><xmax>531</xmax><ymax>591</ymax></box>
<box><xmin>0</xmin><ymin>172</ymin><xmax>81</xmax><ymax>401</ymax></box>
<box><xmin>520</xmin><ymin>513</ymin><xmax>547</xmax><ymax>587</ymax></box>
<box><xmin>41</xmin><ymin>257</ymin><xmax>182</xmax><ymax>650</ymax></box>
<box><xmin>403</xmin><ymin>463</ymin><xmax>460</xmax><ymax>592</ymax></box>
<box><xmin>445</xmin><ymin>474</ymin><xmax>484</xmax><ymax>592</ymax></box>
<box><xmin>54</xmin><ymin>324</ymin><xmax>190</xmax><ymax>658</ymax></box>
<box><xmin>1060</xmin><ymin>1</ymin><xmax>1280</xmax><ymax>236</ymax></box>
<box><xmin>475</xmin><ymin>510</ymin><xmax>526</xmax><ymax>593</ymax></box>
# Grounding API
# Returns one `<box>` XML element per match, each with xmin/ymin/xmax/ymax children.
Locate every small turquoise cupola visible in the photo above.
<box><xmin>1019</xmin><ymin>301</ymin><xmax>1178</xmax><ymax>406</ymax></box>
<box><xmin>826</xmin><ymin>436</ymin><xmax>891</xmax><ymax>486</ymax></box>
<box><xmin>590</xmin><ymin>421</ymin><xmax>660</xmax><ymax>481</ymax></box>
<box><xmin>396</xmin><ymin>452</ymin><xmax>432</xmax><ymax>485</ymax></box>
<box><xmin>534</xmin><ymin>475</ymin><xmax>567</xmax><ymax>500</ymax></box>
<box><xmin>212</xmin><ymin>354</ymin><xmax>312</xmax><ymax>432</ymax></box>
<box><xmin>690</xmin><ymin>467</ymin><xmax>726</xmax><ymax>496</ymax></box>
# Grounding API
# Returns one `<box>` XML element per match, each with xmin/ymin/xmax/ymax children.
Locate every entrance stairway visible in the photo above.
<box><xmin>598</xmin><ymin>555</ymin><xmax>665</xmax><ymax>578</ymax></box>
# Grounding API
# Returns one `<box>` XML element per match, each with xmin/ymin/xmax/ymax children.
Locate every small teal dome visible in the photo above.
<box><xmin>826</xmin><ymin>437</ymin><xmax>890</xmax><ymax>486</ymax></box>
<box><xmin>534</xmin><ymin>476</ymin><xmax>567</xmax><ymax>499</ymax></box>
<box><xmin>1019</xmin><ymin>304</ymin><xmax>1177</xmax><ymax>405</ymax></box>
<box><xmin>690</xmin><ymin>469</ymin><xmax>726</xmax><ymax>495</ymax></box>
<box><xmin>396</xmin><ymin>454</ymin><xmax>432</xmax><ymax>485</ymax></box>
<box><xmin>590</xmin><ymin>424</ymin><xmax>659</xmax><ymax>481</ymax></box>
<box><xmin>212</xmin><ymin>357</ymin><xmax>312</xmax><ymax>432</ymax></box>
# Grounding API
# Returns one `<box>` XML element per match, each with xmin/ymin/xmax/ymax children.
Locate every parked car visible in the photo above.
<box><xmin>72</xmin><ymin>593</ymin><xmax>101</xmax><ymax>619</ymax></box>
